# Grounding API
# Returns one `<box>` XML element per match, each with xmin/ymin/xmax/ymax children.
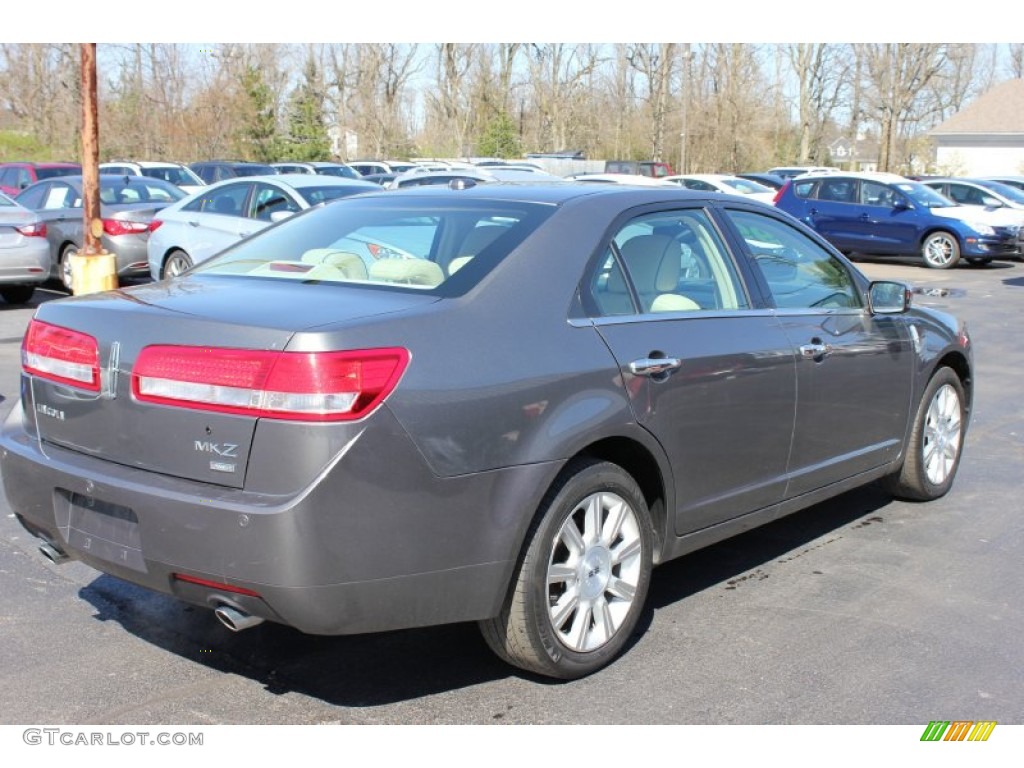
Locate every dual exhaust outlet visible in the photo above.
<box><xmin>37</xmin><ymin>541</ymin><xmax>263</xmax><ymax>632</ymax></box>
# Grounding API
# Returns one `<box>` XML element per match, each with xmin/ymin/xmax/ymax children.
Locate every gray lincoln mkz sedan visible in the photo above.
<box><xmin>1</xmin><ymin>183</ymin><xmax>971</xmax><ymax>679</ymax></box>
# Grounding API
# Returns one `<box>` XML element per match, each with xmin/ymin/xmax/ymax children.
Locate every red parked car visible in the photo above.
<box><xmin>0</xmin><ymin>162</ymin><xmax>81</xmax><ymax>196</ymax></box>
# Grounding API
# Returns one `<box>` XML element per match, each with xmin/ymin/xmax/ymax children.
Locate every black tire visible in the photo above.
<box><xmin>479</xmin><ymin>458</ymin><xmax>654</xmax><ymax>679</ymax></box>
<box><xmin>0</xmin><ymin>285</ymin><xmax>35</xmax><ymax>304</ymax></box>
<box><xmin>59</xmin><ymin>243</ymin><xmax>78</xmax><ymax>291</ymax></box>
<box><xmin>921</xmin><ymin>231</ymin><xmax>960</xmax><ymax>269</ymax></box>
<box><xmin>162</xmin><ymin>250</ymin><xmax>193</xmax><ymax>279</ymax></box>
<box><xmin>884</xmin><ymin>367</ymin><xmax>966</xmax><ymax>501</ymax></box>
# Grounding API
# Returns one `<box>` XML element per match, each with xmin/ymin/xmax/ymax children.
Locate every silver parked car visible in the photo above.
<box><xmin>15</xmin><ymin>174</ymin><xmax>185</xmax><ymax>289</ymax></box>
<box><xmin>147</xmin><ymin>174</ymin><xmax>379</xmax><ymax>279</ymax></box>
<box><xmin>1</xmin><ymin>183</ymin><xmax>972</xmax><ymax>679</ymax></box>
<box><xmin>0</xmin><ymin>191</ymin><xmax>50</xmax><ymax>304</ymax></box>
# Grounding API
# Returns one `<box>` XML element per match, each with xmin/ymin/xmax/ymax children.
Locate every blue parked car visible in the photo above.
<box><xmin>774</xmin><ymin>171</ymin><xmax>1024</xmax><ymax>268</ymax></box>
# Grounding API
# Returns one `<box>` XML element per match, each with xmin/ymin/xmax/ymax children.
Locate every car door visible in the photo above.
<box><xmin>721</xmin><ymin>207</ymin><xmax>915</xmax><ymax>495</ymax></box>
<box><xmin>24</xmin><ymin>181</ymin><xmax>82</xmax><ymax>279</ymax></box>
<box><xmin>585</xmin><ymin>207</ymin><xmax>798</xmax><ymax>535</ymax></box>
<box><xmin>183</xmin><ymin>182</ymin><xmax>255</xmax><ymax>263</ymax></box>
<box><xmin>804</xmin><ymin>176</ymin><xmax>866</xmax><ymax>252</ymax></box>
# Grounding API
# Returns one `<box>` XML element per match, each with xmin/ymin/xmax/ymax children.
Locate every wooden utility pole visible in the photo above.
<box><xmin>74</xmin><ymin>43</ymin><xmax>117</xmax><ymax>295</ymax></box>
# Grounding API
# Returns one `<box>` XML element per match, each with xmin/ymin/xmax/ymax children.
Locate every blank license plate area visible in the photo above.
<box><xmin>54</xmin><ymin>490</ymin><xmax>146</xmax><ymax>572</ymax></box>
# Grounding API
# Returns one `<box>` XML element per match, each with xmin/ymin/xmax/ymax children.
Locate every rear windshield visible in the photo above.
<box><xmin>191</xmin><ymin>195</ymin><xmax>555</xmax><ymax>294</ymax></box>
<box><xmin>99</xmin><ymin>178</ymin><xmax>186</xmax><ymax>204</ymax></box>
<box><xmin>233</xmin><ymin>164</ymin><xmax>277</xmax><ymax>177</ymax></box>
<box><xmin>35</xmin><ymin>166</ymin><xmax>80</xmax><ymax>180</ymax></box>
<box><xmin>313</xmin><ymin>165</ymin><xmax>360</xmax><ymax>179</ymax></box>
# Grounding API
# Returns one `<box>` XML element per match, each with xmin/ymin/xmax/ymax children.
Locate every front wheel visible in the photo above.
<box><xmin>884</xmin><ymin>367</ymin><xmax>966</xmax><ymax>501</ymax></box>
<box><xmin>162</xmin><ymin>250</ymin><xmax>193</xmax><ymax>279</ymax></box>
<box><xmin>479</xmin><ymin>459</ymin><xmax>654</xmax><ymax>679</ymax></box>
<box><xmin>921</xmin><ymin>232</ymin><xmax>960</xmax><ymax>269</ymax></box>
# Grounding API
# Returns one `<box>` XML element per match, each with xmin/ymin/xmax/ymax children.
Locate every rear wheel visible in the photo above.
<box><xmin>921</xmin><ymin>232</ymin><xmax>960</xmax><ymax>269</ymax></box>
<box><xmin>884</xmin><ymin>366</ymin><xmax>965</xmax><ymax>501</ymax></box>
<box><xmin>480</xmin><ymin>459</ymin><xmax>654</xmax><ymax>679</ymax></box>
<box><xmin>59</xmin><ymin>243</ymin><xmax>78</xmax><ymax>291</ymax></box>
<box><xmin>162</xmin><ymin>250</ymin><xmax>193</xmax><ymax>279</ymax></box>
<box><xmin>0</xmin><ymin>285</ymin><xmax>35</xmax><ymax>304</ymax></box>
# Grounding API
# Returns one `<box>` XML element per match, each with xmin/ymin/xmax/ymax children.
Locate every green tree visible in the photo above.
<box><xmin>476</xmin><ymin>112</ymin><xmax>520</xmax><ymax>158</ymax></box>
<box><xmin>283</xmin><ymin>56</ymin><xmax>330</xmax><ymax>161</ymax></box>
<box><xmin>237</xmin><ymin>64</ymin><xmax>282</xmax><ymax>161</ymax></box>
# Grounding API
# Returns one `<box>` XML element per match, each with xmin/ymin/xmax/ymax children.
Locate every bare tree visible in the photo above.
<box><xmin>625</xmin><ymin>43</ymin><xmax>677</xmax><ymax>162</ymax></box>
<box><xmin>784</xmin><ymin>44</ymin><xmax>851</xmax><ymax>164</ymax></box>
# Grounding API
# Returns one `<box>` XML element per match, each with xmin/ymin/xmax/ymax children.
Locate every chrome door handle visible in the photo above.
<box><xmin>799</xmin><ymin>343</ymin><xmax>834</xmax><ymax>359</ymax></box>
<box><xmin>629</xmin><ymin>357</ymin><xmax>682</xmax><ymax>377</ymax></box>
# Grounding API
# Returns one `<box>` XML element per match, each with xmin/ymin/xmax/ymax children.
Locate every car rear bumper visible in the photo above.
<box><xmin>0</xmin><ymin>404</ymin><xmax>555</xmax><ymax>635</ymax></box>
<box><xmin>0</xmin><ymin>238</ymin><xmax>50</xmax><ymax>284</ymax></box>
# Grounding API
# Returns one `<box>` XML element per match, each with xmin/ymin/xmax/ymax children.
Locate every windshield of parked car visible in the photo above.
<box><xmin>894</xmin><ymin>181</ymin><xmax>956</xmax><ymax>208</ymax></box>
<box><xmin>721</xmin><ymin>178</ymin><xmax>772</xmax><ymax>194</ymax></box>
<box><xmin>191</xmin><ymin>195</ymin><xmax>555</xmax><ymax>294</ymax></box>
<box><xmin>0</xmin><ymin>192</ymin><xmax>15</xmax><ymax>206</ymax></box>
<box><xmin>141</xmin><ymin>166</ymin><xmax>203</xmax><ymax>187</ymax></box>
<box><xmin>294</xmin><ymin>185</ymin><xmax>376</xmax><ymax>205</ymax></box>
<box><xmin>313</xmin><ymin>166</ymin><xmax>361</xmax><ymax>179</ymax></box>
<box><xmin>974</xmin><ymin>179</ymin><xmax>1024</xmax><ymax>204</ymax></box>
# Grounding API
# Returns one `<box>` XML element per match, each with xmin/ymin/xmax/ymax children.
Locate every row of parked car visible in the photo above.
<box><xmin>4</xmin><ymin>160</ymin><xmax>1024</xmax><ymax>306</ymax></box>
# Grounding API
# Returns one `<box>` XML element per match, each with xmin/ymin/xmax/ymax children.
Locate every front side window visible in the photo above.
<box><xmin>250</xmin><ymin>183</ymin><xmax>301</xmax><ymax>221</ymax></box>
<box><xmin>859</xmin><ymin>181</ymin><xmax>895</xmax><ymax>207</ymax></box>
<box><xmin>725</xmin><ymin>210</ymin><xmax>861</xmax><ymax>310</ymax></box>
<box><xmin>586</xmin><ymin>209</ymin><xmax>749</xmax><ymax>316</ymax></box>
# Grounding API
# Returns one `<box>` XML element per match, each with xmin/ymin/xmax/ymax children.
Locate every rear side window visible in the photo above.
<box><xmin>587</xmin><ymin>209</ymin><xmax>749</xmax><ymax>316</ymax></box>
<box><xmin>792</xmin><ymin>180</ymin><xmax>815</xmax><ymax>198</ymax></box>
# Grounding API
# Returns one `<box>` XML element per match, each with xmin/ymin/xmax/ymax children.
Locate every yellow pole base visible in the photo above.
<box><xmin>70</xmin><ymin>252</ymin><xmax>118</xmax><ymax>296</ymax></box>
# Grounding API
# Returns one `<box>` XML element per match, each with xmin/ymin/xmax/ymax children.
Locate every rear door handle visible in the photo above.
<box><xmin>629</xmin><ymin>357</ymin><xmax>682</xmax><ymax>377</ymax></box>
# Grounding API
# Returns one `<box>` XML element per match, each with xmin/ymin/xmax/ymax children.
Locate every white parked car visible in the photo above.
<box><xmin>663</xmin><ymin>174</ymin><xmax>777</xmax><ymax>204</ymax></box>
<box><xmin>100</xmin><ymin>161</ymin><xmax>206</xmax><ymax>195</ymax></box>
<box><xmin>564</xmin><ymin>173</ymin><xmax>678</xmax><ymax>186</ymax></box>
<box><xmin>146</xmin><ymin>174</ymin><xmax>378</xmax><ymax>279</ymax></box>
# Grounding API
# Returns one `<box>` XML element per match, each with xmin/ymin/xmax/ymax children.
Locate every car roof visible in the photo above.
<box><xmin>380</xmin><ymin>180</ymin><xmax>718</xmax><ymax>206</ymax></box>
<box><xmin>201</xmin><ymin>173</ymin><xmax>378</xmax><ymax>190</ymax></box>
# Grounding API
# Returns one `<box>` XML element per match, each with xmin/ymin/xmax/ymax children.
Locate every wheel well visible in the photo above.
<box><xmin>937</xmin><ymin>351</ymin><xmax>973</xmax><ymax>413</ymax></box>
<box><xmin>573</xmin><ymin>437</ymin><xmax>668</xmax><ymax>564</ymax></box>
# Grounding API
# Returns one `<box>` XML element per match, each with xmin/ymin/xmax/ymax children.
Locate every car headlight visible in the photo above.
<box><xmin>966</xmin><ymin>222</ymin><xmax>996</xmax><ymax>236</ymax></box>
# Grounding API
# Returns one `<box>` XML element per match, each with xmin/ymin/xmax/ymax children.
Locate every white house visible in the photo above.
<box><xmin>929</xmin><ymin>79</ymin><xmax>1024</xmax><ymax>175</ymax></box>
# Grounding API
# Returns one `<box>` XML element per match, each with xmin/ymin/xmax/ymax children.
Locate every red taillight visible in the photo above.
<box><xmin>172</xmin><ymin>573</ymin><xmax>261</xmax><ymax>597</ymax></box>
<box><xmin>132</xmin><ymin>346</ymin><xmax>409</xmax><ymax>421</ymax></box>
<box><xmin>15</xmin><ymin>222</ymin><xmax>47</xmax><ymax>237</ymax></box>
<box><xmin>773</xmin><ymin>180</ymin><xmax>791</xmax><ymax>205</ymax></box>
<box><xmin>103</xmin><ymin>219</ymin><xmax>149</xmax><ymax>236</ymax></box>
<box><xmin>148</xmin><ymin>219</ymin><xmax>164</xmax><ymax>233</ymax></box>
<box><xmin>22</xmin><ymin>319</ymin><xmax>101</xmax><ymax>392</ymax></box>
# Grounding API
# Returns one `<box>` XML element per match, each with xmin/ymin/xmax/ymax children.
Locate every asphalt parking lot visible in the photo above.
<box><xmin>0</xmin><ymin>259</ymin><xmax>1022</xmax><ymax>726</ymax></box>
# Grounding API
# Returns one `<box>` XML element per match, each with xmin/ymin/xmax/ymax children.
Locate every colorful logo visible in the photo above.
<box><xmin>921</xmin><ymin>721</ymin><xmax>996</xmax><ymax>741</ymax></box>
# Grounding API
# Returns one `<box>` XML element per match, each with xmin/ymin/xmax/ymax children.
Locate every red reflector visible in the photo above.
<box><xmin>103</xmin><ymin>218</ymin><xmax>149</xmax><ymax>236</ymax></box>
<box><xmin>269</xmin><ymin>262</ymin><xmax>313</xmax><ymax>273</ymax></box>
<box><xmin>15</xmin><ymin>222</ymin><xmax>47</xmax><ymax>237</ymax></box>
<box><xmin>173</xmin><ymin>573</ymin><xmax>261</xmax><ymax>597</ymax></box>
<box><xmin>22</xmin><ymin>320</ymin><xmax>101</xmax><ymax>392</ymax></box>
<box><xmin>132</xmin><ymin>346</ymin><xmax>410</xmax><ymax>421</ymax></box>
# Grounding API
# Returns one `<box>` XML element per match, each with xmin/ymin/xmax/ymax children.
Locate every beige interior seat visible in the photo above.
<box><xmin>300</xmin><ymin>249</ymin><xmax>368</xmax><ymax>280</ymax></box>
<box><xmin>448</xmin><ymin>225</ymin><xmax>507</xmax><ymax>275</ymax></box>
<box><xmin>618</xmin><ymin>234</ymin><xmax>699</xmax><ymax>313</ymax></box>
<box><xmin>368</xmin><ymin>259</ymin><xmax>444</xmax><ymax>287</ymax></box>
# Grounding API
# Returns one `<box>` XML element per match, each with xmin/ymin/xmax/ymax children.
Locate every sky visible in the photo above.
<box><xmin>3</xmin><ymin>2</ymin><xmax>1014</xmax><ymax>45</ymax></box>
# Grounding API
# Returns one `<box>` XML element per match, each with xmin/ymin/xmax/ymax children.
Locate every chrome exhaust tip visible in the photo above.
<box><xmin>39</xmin><ymin>542</ymin><xmax>70</xmax><ymax>565</ymax></box>
<box><xmin>214</xmin><ymin>604</ymin><xmax>264</xmax><ymax>632</ymax></box>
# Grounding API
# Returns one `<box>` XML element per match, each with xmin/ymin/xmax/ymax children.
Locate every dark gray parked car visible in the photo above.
<box><xmin>0</xmin><ymin>183</ymin><xmax>972</xmax><ymax>679</ymax></box>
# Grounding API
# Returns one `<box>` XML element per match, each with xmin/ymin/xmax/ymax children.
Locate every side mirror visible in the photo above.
<box><xmin>981</xmin><ymin>196</ymin><xmax>1003</xmax><ymax>207</ymax></box>
<box><xmin>269</xmin><ymin>210</ymin><xmax>294</xmax><ymax>223</ymax></box>
<box><xmin>868</xmin><ymin>280</ymin><xmax>911</xmax><ymax>314</ymax></box>
<box><xmin>892</xmin><ymin>197</ymin><xmax>910</xmax><ymax>210</ymax></box>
